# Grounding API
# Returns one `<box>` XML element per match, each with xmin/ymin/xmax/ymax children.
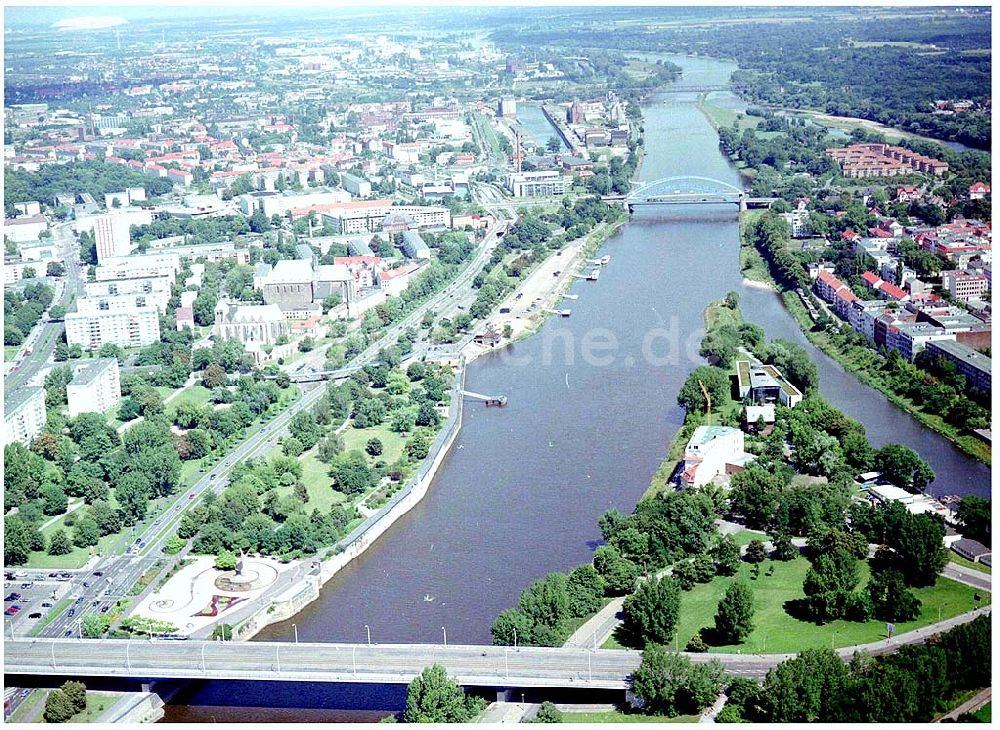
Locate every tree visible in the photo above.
<box><xmin>867</xmin><ymin>568</ymin><xmax>921</xmax><ymax>622</ymax></box>
<box><xmin>82</xmin><ymin>613</ymin><xmax>111</xmax><ymax>638</ymax></box>
<box><xmin>44</xmin><ymin>689</ymin><xmax>76</xmax><ymax>723</ymax></box>
<box><xmin>118</xmin><ymin>397</ymin><xmax>141</xmax><ymax>422</ymax></box>
<box><xmin>622</xmin><ymin>576</ymin><xmax>681</xmax><ymax>646</ymax></box>
<box><xmin>215</xmin><ymin>549</ymin><xmax>237</xmax><ymax>571</ymax></box>
<box><xmin>403</xmin><ymin>664</ymin><xmax>484</xmax><ymax>723</ymax></box>
<box><xmin>890</xmin><ymin>512</ymin><xmax>947</xmax><ymax>588</ymax></box>
<box><xmin>72</xmin><ymin>515</ymin><xmax>100</xmax><ymax>549</ymax></box>
<box><xmin>4</xmin><ymin>516</ymin><xmax>34</xmax><ymax>565</ymax></box>
<box><xmin>713</xmin><ymin>535</ymin><xmax>741</xmax><ymax>576</ymax></box>
<box><xmin>490</xmin><ymin>608</ymin><xmax>532</xmax><ymax>646</ymax></box>
<box><xmin>677</xmin><ymin>366</ymin><xmax>730</xmax><ymax>414</ymax></box>
<box><xmin>47</xmin><ymin>528</ymin><xmax>73</xmax><ymax>556</ymax></box>
<box><xmin>771</xmin><ymin>532</ymin><xmax>796</xmax><ymax>561</ymax></box>
<box><xmin>41</xmin><ymin>482</ymin><xmax>68</xmax><ymax>515</ymax></box>
<box><xmin>565</xmin><ymin>564</ymin><xmax>605</xmax><ymax>618</ymax></box>
<box><xmin>366</xmin><ymin>437</ymin><xmax>384</xmax><ymax>456</ymax></box>
<box><xmin>203</xmin><ymin>363</ymin><xmax>228</xmax><ymax>389</ymax></box>
<box><xmin>631</xmin><ymin>645</ymin><xmax>726</xmax><ymax>717</ymax></box>
<box><xmin>354</xmin><ymin>398</ymin><xmax>387</xmax><ymax>428</ymax></box>
<box><xmin>745</xmin><ymin>540</ymin><xmax>768</xmax><ymax>564</ymax></box>
<box><xmin>330</xmin><ymin>451</ymin><xmax>377</xmax><ymax>496</ymax></box>
<box><xmin>593</xmin><ymin>545</ymin><xmax>640</xmax><ymax>595</ymax></box>
<box><xmin>61</xmin><ymin>681</ymin><xmax>87</xmax><ymax>714</ymax></box>
<box><xmin>875</xmin><ymin>444</ymin><xmax>935</xmax><ymax>490</ymax></box>
<box><xmin>955</xmin><ymin>496</ymin><xmax>990</xmax><ymax>546</ymax></box>
<box><xmin>762</xmin><ymin>648</ymin><xmax>851</xmax><ymax>722</ymax></box>
<box><xmin>714</xmin><ymin>579</ymin><xmax>755</xmax><ymax>644</ymax></box>
<box><xmin>415</xmin><ymin>402</ymin><xmax>441</xmax><ymax>427</ymax></box>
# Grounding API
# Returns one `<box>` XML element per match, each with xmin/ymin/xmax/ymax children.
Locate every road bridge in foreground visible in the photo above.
<box><xmin>4</xmin><ymin>640</ymin><xmax>784</xmax><ymax>689</ymax></box>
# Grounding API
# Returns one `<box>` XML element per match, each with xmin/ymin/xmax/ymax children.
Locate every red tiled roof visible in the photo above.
<box><xmin>861</xmin><ymin>272</ymin><xmax>882</xmax><ymax>287</ymax></box>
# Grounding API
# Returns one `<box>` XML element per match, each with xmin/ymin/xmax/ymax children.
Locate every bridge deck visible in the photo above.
<box><xmin>4</xmin><ymin>639</ymin><xmax>778</xmax><ymax>688</ymax></box>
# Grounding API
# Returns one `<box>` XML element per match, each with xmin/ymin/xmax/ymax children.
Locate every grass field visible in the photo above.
<box><xmin>5</xmin><ymin>345</ymin><xmax>21</xmax><ymax>361</ymax></box>
<box><xmin>168</xmin><ymin>384</ymin><xmax>214</xmax><ymax>409</ymax></box>
<box><xmin>9</xmin><ymin>689</ymin><xmax>46</xmax><ymax>723</ymax></box>
<box><xmin>68</xmin><ymin>693</ymin><xmax>119</xmax><ymax>722</ymax></box>
<box><xmin>561</xmin><ymin>710</ymin><xmax>701</xmax><ymax>723</ymax></box>
<box><xmin>605</xmin><ymin>556</ymin><xmax>989</xmax><ymax>654</ymax></box>
<box><xmin>947</xmin><ymin>555</ymin><xmax>991</xmax><ymax>575</ymax></box>
<box><xmin>342</xmin><ymin>423</ymin><xmax>407</xmax><ymax>466</ymax></box>
<box><xmin>25</xmin><ymin>517</ymin><xmax>118</xmax><ymax>569</ymax></box>
<box><xmin>973</xmin><ymin>703</ymin><xmax>991</xmax><ymax>722</ymax></box>
<box><xmin>276</xmin><ymin>447</ymin><xmax>349</xmax><ymax>513</ymax></box>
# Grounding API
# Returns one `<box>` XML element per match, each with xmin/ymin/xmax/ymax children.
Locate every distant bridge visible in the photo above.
<box><xmin>602</xmin><ymin>176</ymin><xmax>777</xmax><ymax>212</ymax></box>
<box><xmin>659</xmin><ymin>84</ymin><xmax>731</xmax><ymax>94</ymax></box>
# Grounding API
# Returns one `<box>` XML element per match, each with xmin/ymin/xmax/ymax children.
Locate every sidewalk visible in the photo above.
<box><xmin>937</xmin><ymin>687</ymin><xmax>991</xmax><ymax>722</ymax></box>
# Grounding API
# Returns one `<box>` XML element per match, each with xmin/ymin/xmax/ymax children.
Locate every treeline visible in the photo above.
<box><xmin>489</xmin><ymin>488</ymin><xmax>721</xmax><ymax>647</ymax></box>
<box><xmin>131</xmin><ymin>215</ymin><xmax>251</xmax><ymax>244</ymax></box>
<box><xmin>4</xmin><ymin>281</ymin><xmax>54</xmax><ymax>346</ymax></box>
<box><xmin>744</xmin><ymin>212</ymin><xmax>809</xmax><ymax>290</ymax></box>
<box><xmin>4</xmin><ymin>161</ymin><xmax>173</xmax><ymax>213</ymax></box>
<box><xmin>720</xmin><ymin>614</ymin><xmax>990</xmax><ymax>722</ymax></box>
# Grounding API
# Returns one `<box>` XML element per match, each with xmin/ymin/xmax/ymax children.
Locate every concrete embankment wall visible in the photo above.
<box><xmin>233</xmin><ymin>366</ymin><xmax>468</xmax><ymax>640</ymax></box>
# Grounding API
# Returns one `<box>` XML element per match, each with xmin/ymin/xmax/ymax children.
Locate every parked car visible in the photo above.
<box><xmin>27</xmin><ymin>612</ymin><xmax>42</xmax><ymax>620</ymax></box>
<box><xmin>67</xmin><ymin>608</ymin><xmax>76</xmax><ymax>617</ymax></box>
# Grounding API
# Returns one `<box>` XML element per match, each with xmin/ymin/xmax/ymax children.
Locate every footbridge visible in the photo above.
<box><xmin>603</xmin><ymin>176</ymin><xmax>776</xmax><ymax>212</ymax></box>
<box><xmin>3</xmin><ymin>639</ymin><xmax>781</xmax><ymax>689</ymax></box>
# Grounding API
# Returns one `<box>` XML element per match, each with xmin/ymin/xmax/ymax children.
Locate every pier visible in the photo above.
<box><xmin>461</xmin><ymin>390</ymin><xmax>508</xmax><ymax>407</ymax></box>
<box><xmin>544</xmin><ymin>308</ymin><xmax>572</xmax><ymax>317</ymax></box>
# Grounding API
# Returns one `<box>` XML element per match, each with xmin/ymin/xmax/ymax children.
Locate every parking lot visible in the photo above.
<box><xmin>3</xmin><ymin>571</ymin><xmax>76</xmax><ymax>634</ymax></box>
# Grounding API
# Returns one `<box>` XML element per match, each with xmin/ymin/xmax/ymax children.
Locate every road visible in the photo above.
<box><xmin>7</xmin><ymin>605</ymin><xmax>991</xmax><ymax>687</ymax></box>
<box><xmin>3</xmin><ymin>638</ymin><xmax>774</xmax><ymax>687</ymax></box>
<box><xmin>937</xmin><ymin>687</ymin><xmax>991</xmax><ymax>722</ymax></box>
<box><xmin>5</xmin><ymin>222</ymin><xmax>83</xmax><ymax>389</ymax></box>
<box><xmin>30</xmin><ymin>217</ymin><xmax>510</xmax><ymax>638</ymax></box>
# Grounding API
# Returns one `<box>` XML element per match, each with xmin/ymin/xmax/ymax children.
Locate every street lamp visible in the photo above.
<box><xmin>365</xmin><ymin>624</ymin><xmax>371</xmax><ymax>646</ymax></box>
<box><xmin>442</xmin><ymin>626</ymin><xmax>447</xmax><ymax>647</ymax></box>
<box><xmin>292</xmin><ymin>623</ymin><xmax>298</xmax><ymax>644</ymax></box>
<box><xmin>512</xmin><ymin>626</ymin><xmax>517</xmax><ymax>649</ymax></box>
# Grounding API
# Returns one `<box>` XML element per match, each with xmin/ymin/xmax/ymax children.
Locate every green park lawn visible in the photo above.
<box><xmin>275</xmin><ymin>447</ymin><xmax>349</xmax><ymax>513</ymax></box>
<box><xmin>5</xmin><ymin>345</ymin><xmax>21</xmax><ymax>361</ymax></box>
<box><xmin>68</xmin><ymin>692</ymin><xmax>119</xmax><ymax>722</ymax></box>
<box><xmin>561</xmin><ymin>710</ymin><xmax>701</xmax><ymax>723</ymax></box>
<box><xmin>25</xmin><ymin>514</ymin><xmax>118</xmax><ymax>569</ymax></box>
<box><xmin>605</xmin><ymin>556</ymin><xmax>988</xmax><ymax>654</ymax></box>
<box><xmin>947</xmin><ymin>554</ymin><xmax>991</xmax><ymax>575</ymax></box>
<box><xmin>168</xmin><ymin>384</ymin><xmax>214</xmax><ymax>409</ymax></box>
<box><xmin>342</xmin><ymin>423</ymin><xmax>407</xmax><ymax>466</ymax></box>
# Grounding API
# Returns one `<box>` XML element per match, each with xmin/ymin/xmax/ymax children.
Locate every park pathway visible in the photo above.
<box><xmin>936</xmin><ymin>687</ymin><xmax>991</xmax><ymax>722</ymax></box>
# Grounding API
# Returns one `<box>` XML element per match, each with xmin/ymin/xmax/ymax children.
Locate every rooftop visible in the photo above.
<box><xmin>4</xmin><ymin>386</ymin><xmax>44</xmax><ymax>414</ymax></box>
<box><xmin>926</xmin><ymin>339</ymin><xmax>992</xmax><ymax>374</ymax></box>
<box><xmin>69</xmin><ymin>357</ymin><xmax>118</xmax><ymax>387</ymax></box>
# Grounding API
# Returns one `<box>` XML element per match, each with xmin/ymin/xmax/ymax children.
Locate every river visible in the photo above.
<box><xmin>162</xmin><ymin>54</ymin><xmax>988</xmax><ymax>722</ymax></box>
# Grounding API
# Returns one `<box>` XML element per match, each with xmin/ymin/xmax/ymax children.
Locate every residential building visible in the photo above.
<box><xmin>680</xmin><ymin>426</ymin><xmax>754</xmax><ymax>488</ymax></box>
<box><xmin>94</xmin><ymin>214</ymin><xmax>132</xmax><ymax>262</ymax></box>
<box><xmin>66</xmin><ymin>358</ymin><xmax>121</xmax><ymax>417</ymax></box>
<box><xmin>4</xmin><ymin>214</ymin><xmax>47</xmax><ymax>242</ymax></box>
<box><xmin>76</xmin><ymin>289</ymin><xmax>171</xmax><ymax>314</ymax></box>
<box><xmin>313</xmin><ymin>264</ymin><xmax>355</xmax><ymax>304</ymax></box>
<box><xmin>781</xmin><ymin>209</ymin><xmax>811</xmax><ymax>238</ymax></box>
<box><xmin>505</xmin><ymin>171</ymin><xmax>568</xmax><ymax>198</ymax></box>
<box><xmin>341</xmin><ymin>173</ymin><xmax>372</xmax><ymax>197</ymax></box>
<box><xmin>176</xmin><ymin>306</ymin><xmax>195</xmax><ymax>332</ymax></box>
<box><xmin>95</xmin><ymin>252</ymin><xmax>180</xmax><ymax>282</ymax></box>
<box><xmin>942</xmin><ymin>270</ymin><xmax>989</xmax><ymax>301</ymax></box>
<box><xmin>924</xmin><ymin>339</ymin><xmax>991</xmax><ymax>391</ymax></box>
<box><xmin>65</xmin><ymin>307</ymin><xmax>160</xmax><ymax>349</ymax></box>
<box><xmin>969</xmin><ymin>182</ymin><xmax>991</xmax><ymax>200</ymax></box>
<box><xmin>497</xmin><ymin>97</ymin><xmax>517</xmax><ymax>118</ymax></box>
<box><xmin>887</xmin><ymin>321</ymin><xmax>955</xmax><ymax>361</ymax></box>
<box><xmin>735</xmin><ymin>361</ymin><xmax>803</xmax><ymax>407</ymax></box>
<box><xmin>4</xmin><ymin>387</ymin><xmax>47</xmax><ymax>446</ymax></box>
<box><xmin>401</xmin><ymin>231</ymin><xmax>431</xmax><ymax>260</ymax></box>
<box><xmin>85</xmin><ymin>275</ymin><xmax>173</xmax><ymax>303</ymax></box>
<box><xmin>213</xmin><ymin>301</ymin><xmax>289</xmax><ymax>345</ymax></box>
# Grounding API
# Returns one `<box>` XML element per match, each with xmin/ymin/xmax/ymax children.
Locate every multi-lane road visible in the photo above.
<box><xmin>5</xmin><ymin>222</ymin><xmax>83</xmax><ymax>389</ymax></box>
<box><xmin>2</xmin><ymin>637</ymin><xmax>777</xmax><ymax>687</ymax></box>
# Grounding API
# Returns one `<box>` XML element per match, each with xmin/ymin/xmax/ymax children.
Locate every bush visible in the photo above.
<box><xmin>686</xmin><ymin>633</ymin><xmax>709</xmax><ymax>653</ymax></box>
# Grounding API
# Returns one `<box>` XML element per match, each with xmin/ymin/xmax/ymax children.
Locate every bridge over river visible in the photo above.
<box><xmin>602</xmin><ymin>175</ymin><xmax>777</xmax><ymax>211</ymax></box>
<box><xmin>5</xmin><ymin>639</ymin><xmax>782</xmax><ymax>689</ymax></box>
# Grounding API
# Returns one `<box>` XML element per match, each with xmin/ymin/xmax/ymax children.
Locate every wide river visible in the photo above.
<box><xmin>163</xmin><ymin>55</ymin><xmax>989</xmax><ymax>722</ymax></box>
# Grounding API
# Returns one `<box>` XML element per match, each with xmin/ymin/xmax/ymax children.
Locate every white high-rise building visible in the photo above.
<box><xmin>67</xmin><ymin>358</ymin><xmax>122</xmax><ymax>417</ymax></box>
<box><xmin>4</xmin><ymin>387</ymin><xmax>47</xmax><ymax>446</ymax></box>
<box><xmin>65</xmin><ymin>307</ymin><xmax>160</xmax><ymax>349</ymax></box>
<box><xmin>94</xmin><ymin>214</ymin><xmax>133</xmax><ymax>262</ymax></box>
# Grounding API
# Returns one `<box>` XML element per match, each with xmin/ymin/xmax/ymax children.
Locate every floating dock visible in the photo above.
<box><xmin>544</xmin><ymin>308</ymin><xmax>572</xmax><ymax>317</ymax></box>
<box><xmin>563</xmin><ymin>293</ymin><xmax>579</xmax><ymax>300</ymax></box>
<box><xmin>461</xmin><ymin>390</ymin><xmax>508</xmax><ymax>407</ymax></box>
<box><xmin>587</xmin><ymin>255</ymin><xmax>611</xmax><ymax>266</ymax></box>
<box><xmin>586</xmin><ymin>268</ymin><xmax>601</xmax><ymax>281</ymax></box>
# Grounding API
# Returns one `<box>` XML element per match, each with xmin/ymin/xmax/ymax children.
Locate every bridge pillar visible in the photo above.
<box><xmin>738</xmin><ymin>193</ymin><xmax>747</xmax><ymax>213</ymax></box>
<box><xmin>496</xmin><ymin>688</ymin><xmax>515</xmax><ymax>703</ymax></box>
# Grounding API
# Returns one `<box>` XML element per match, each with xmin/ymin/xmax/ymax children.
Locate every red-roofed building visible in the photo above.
<box><xmin>175</xmin><ymin>306</ymin><xmax>195</xmax><ymax>332</ymax></box>
<box><xmin>879</xmin><ymin>282</ymin><xmax>909</xmax><ymax>302</ymax></box>
<box><xmin>861</xmin><ymin>271</ymin><xmax>883</xmax><ymax>289</ymax></box>
<box><xmin>841</xmin><ymin>229</ymin><xmax>862</xmax><ymax>243</ymax></box>
<box><xmin>969</xmin><ymin>182</ymin><xmax>991</xmax><ymax>200</ymax></box>
<box><xmin>896</xmin><ymin>186</ymin><xmax>922</xmax><ymax>203</ymax></box>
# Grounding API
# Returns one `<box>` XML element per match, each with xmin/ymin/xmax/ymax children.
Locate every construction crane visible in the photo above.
<box><xmin>698</xmin><ymin>379</ymin><xmax>712</xmax><ymax>425</ymax></box>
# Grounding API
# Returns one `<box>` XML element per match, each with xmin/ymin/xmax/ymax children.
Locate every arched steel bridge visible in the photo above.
<box><xmin>602</xmin><ymin>175</ymin><xmax>776</xmax><ymax>210</ymax></box>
